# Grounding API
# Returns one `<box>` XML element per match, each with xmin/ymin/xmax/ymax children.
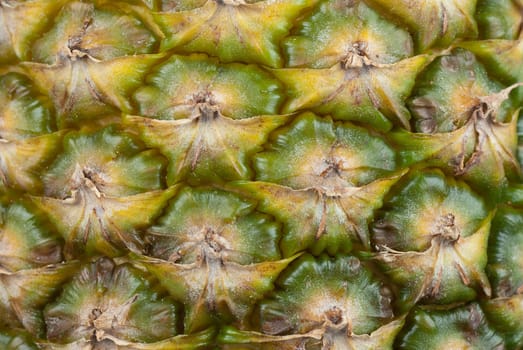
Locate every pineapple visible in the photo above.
<box><xmin>0</xmin><ymin>0</ymin><xmax>523</xmax><ymax>349</ymax></box>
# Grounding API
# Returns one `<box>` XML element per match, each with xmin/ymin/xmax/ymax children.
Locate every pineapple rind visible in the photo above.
<box><xmin>408</xmin><ymin>49</ymin><xmax>514</xmax><ymax>133</ymax></box>
<box><xmin>41</xmin><ymin>126</ymin><xmax>167</xmax><ymax>198</ymax></box>
<box><xmin>0</xmin><ymin>0</ymin><xmax>69</xmax><ymax>64</ymax></box>
<box><xmin>0</xmin><ymin>72</ymin><xmax>55</xmax><ymax>141</ymax></box>
<box><xmin>254</xmin><ymin>112</ymin><xmax>397</xmax><ymax>189</ymax></box>
<box><xmin>365</xmin><ymin>0</ymin><xmax>478</xmax><ymax>52</ymax></box>
<box><xmin>475</xmin><ymin>0</ymin><xmax>522</xmax><ymax>40</ymax></box>
<box><xmin>154</xmin><ymin>0</ymin><xmax>317</xmax><ymax>68</ymax></box>
<box><xmin>487</xmin><ymin>205</ymin><xmax>523</xmax><ymax>297</ymax></box>
<box><xmin>483</xmin><ymin>293</ymin><xmax>523</xmax><ymax>350</ymax></box>
<box><xmin>241</xmin><ymin>254</ymin><xmax>400</xmax><ymax>349</ymax></box>
<box><xmin>31</xmin><ymin>1</ymin><xmax>158</xmax><ymax>64</ymax></box>
<box><xmin>0</xmin><ymin>329</ymin><xmax>38</xmax><ymax>350</ymax></box>
<box><xmin>373</xmin><ymin>170</ymin><xmax>492</xmax><ymax>308</ymax></box>
<box><xmin>22</xmin><ymin>54</ymin><xmax>164</xmax><ymax>127</ymax></box>
<box><xmin>458</xmin><ymin>39</ymin><xmax>523</xmax><ymax>85</ymax></box>
<box><xmin>0</xmin><ymin>262</ymin><xmax>79</xmax><ymax>339</ymax></box>
<box><xmin>37</xmin><ymin>328</ymin><xmax>216</xmax><ymax>350</ymax></box>
<box><xmin>0</xmin><ymin>133</ymin><xmax>63</xmax><ymax>193</ymax></box>
<box><xmin>132</xmin><ymin>54</ymin><xmax>284</xmax><ymax>120</ymax></box>
<box><xmin>259</xmin><ymin>254</ymin><xmax>393</xmax><ymax>335</ymax></box>
<box><xmin>0</xmin><ymin>0</ymin><xmax>522</xmax><ymax>348</ymax></box>
<box><xmin>273</xmin><ymin>55</ymin><xmax>429</xmax><ymax>131</ymax></box>
<box><xmin>391</xmin><ymin>107</ymin><xmax>521</xmax><ymax>197</ymax></box>
<box><xmin>282</xmin><ymin>0</ymin><xmax>413</xmax><ymax>68</ymax></box>
<box><xmin>372</xmin><ymin>169</ymin><xmax>490</xmax><ymax>252</ymax></box>
<box><xmin>127</xmin><ymin>113</ymin><xmax>290</xmax><ymax>184</ymax></box>
<box><xmin>236</xmin><ymin>172</ymin><xmax>405</xmax><ymax>256</ymax></box>
<box><xmin>31</xmin><ymin>187</ymin><xmax>176</xmax><ymax>259</ymax></box>
<box><xmin>219</xmin><ymin>319</ymin><xmax>405</xmax><ymax>350</ymax></box>
<box><xmin>397</xmin><ymin>303</ymin><xmax>505</xmax><ymax>349</ymax></box>
<box><xmin>43</xmin><ymin>257</ymin><xmax>179</xmax><ymax>344</ymax></box>
<box><xmin>136</xmin><ymin>253</ymin><xmax>298</xmax><ymax>333</ymax></box>
<box><xmin>0</xmin><ymin>200</ymin><xmax>62</xmax><ymax>272</ymax></box>
<box><xmin>144</xmin><ymin>186</ymin><xmax>281</xmax><ymax>264</ymax></box>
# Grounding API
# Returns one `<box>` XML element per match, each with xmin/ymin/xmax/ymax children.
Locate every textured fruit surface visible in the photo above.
<box><xmin>0</xmin><ymin>0</ymin><xmax>523</xmax><ymax>349</ymax></box>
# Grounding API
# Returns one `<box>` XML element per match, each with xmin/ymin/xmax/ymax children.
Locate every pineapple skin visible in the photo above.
<box><xmin>0</xmin><ymin>0</ymin><xmax>522</xmax><ymax>349</ymax></box>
